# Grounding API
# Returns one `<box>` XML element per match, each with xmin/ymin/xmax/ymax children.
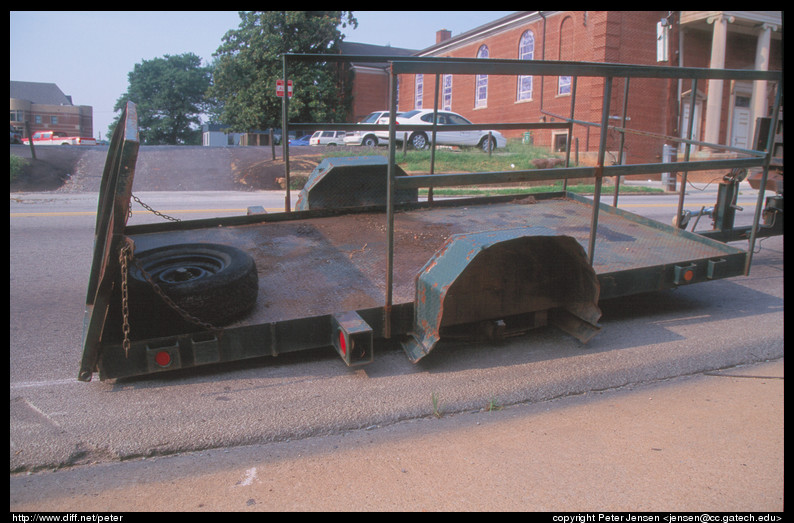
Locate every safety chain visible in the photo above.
<box><xmin>130</xmin><ymin>194</ymin><xmax>181</xmax><ymax>222</ymax></box>
<box><xmin>130</xmin><ymin>254</ymin><xmax>220</xmax><ymax>333</ymax></box>
<box><xmin>118</xmin><ymin>239</ymin><xmax>134</xmax><ymax>358</ymax></box>
<box><xmin>118</xmin><ymin>239</ymin><xmax>220</xmax><ymax>359</ymax></box>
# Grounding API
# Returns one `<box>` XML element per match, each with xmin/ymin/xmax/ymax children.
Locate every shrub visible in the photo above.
<box><xmin>10</xmin><ymin>155</ymin><xmax>27</xmax><ymax>183</ymax></box>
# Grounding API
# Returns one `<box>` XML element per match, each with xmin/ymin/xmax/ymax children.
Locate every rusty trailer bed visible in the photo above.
<box><xmin>125</xmin><ymin>193</ymin><xmax>745</xmax><ymax>328</ymax></box>
<box><xmin>82</xmin><ymin>53</ymin><xmax>778</xmax><ymax>381</ymax></box>
<box><xmin>76</xmin><ymin>190</ymin><xmax>747</xmax><ymax>380</ymax></box>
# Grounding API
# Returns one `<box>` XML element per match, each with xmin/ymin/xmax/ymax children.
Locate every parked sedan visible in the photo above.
<box><xmin>394</xmin><ymin>109</ymin><xmax>507</xmax><ymax>151</ymax></box>
<box><xmin>343</xmin><ymin>111</ymin><xmax>401</xmax><ymax>147</ymax></box>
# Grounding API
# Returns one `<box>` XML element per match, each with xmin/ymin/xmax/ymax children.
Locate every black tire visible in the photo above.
<box><xmin>409</xmin><ymin>132</ymin><xmax>428</xmax><ymax>150</ymax></box>
<box><xmin>362</xmin><ymin>135</ymin><xmax>378</xmax><ymax>147</ymax></box>
<box><xmin>480</xmin><ymin>136</ymin><xmax>496</xmax><ymax>152</ymax></box>
<box><xmin>128</xmin><ymin>243</ymin><xmax>258</xmax><ymax>329</ymax></box>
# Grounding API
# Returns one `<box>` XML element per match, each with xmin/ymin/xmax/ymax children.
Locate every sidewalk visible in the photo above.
<box><xmin>10</xmin><ymin>359</ymin><xmax>783</xmax><ymax>512</ymax></box>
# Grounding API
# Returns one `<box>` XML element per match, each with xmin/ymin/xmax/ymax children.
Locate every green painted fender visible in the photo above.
<box><xmin>402</xmin><ymin>227</ymin><xmax>601</xmax><ymax>362</ymax></box>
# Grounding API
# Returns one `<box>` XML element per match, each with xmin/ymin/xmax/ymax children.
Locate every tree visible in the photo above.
<box><xmin>111</xmin><ymin>53</ymin><xmax>212</xmax><ymax>145</ymax></box>
<box><xmin>208</xmin><ymin>11</ymin><xmax>357</xmax><ymax>132</ymax></box>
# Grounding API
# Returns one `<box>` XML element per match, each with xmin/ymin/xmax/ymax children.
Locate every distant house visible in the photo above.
<box><xmin>202</xmin><ymin>123</ymin><xmax>246</xmax><ymax>146</ymax></box>
<box><xmin>10</xmin><ymin>81</ymin><xmax>94</xmax><ymax>139</ymax></box>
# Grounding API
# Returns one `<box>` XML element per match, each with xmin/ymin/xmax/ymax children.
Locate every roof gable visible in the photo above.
<box><xmin>10</xmin><ymin>81</ymin><xmax>73</xmax><ymax>105</ymax></box>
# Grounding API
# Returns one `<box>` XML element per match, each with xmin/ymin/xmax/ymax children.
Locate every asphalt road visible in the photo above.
<box><xmin>9</xmin><ymin>182</ymin><xmax>784</xmax><ymax>510</ymax></box>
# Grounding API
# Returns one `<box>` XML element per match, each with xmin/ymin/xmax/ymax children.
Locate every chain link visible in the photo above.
<box><xmin>129</xmin><ymin>254</ymin><xmax>220</xmax><ymax>332</ymax></box>
<box><xmin>130</xmin><ymin>194</ymin><xmax>181</xmax><ymax>222</ymax></box>
<box><xmin>118</xmin><ymin>239</ymin><xmax>134</xmax><ymax>358</ymax></box>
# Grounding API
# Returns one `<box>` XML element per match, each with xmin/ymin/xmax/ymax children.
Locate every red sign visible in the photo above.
<box><xmin>276</xmin><ymin>79</ymin><xmax>293</xmax><ymax>98</ymax></box>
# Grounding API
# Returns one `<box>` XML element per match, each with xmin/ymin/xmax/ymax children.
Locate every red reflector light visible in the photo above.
<box><xmin>684</xmin><ymin>270</ymin><xmax>694</xmax><ymax>282</ymax></box>
<box><xmin>338</xmin><ymin>330</ymin><xmax>346</xmax><ymax>356</ymax></box>
<box><xmin>155</xmin><ymin>351</ymin><xmax>172</xmax><ymax>367</ymax></box>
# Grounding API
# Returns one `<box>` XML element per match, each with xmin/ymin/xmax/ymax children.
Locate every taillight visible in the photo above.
<box><xmin>146</xmin><ymin>342</ymin><xmax>180</xmax><ymax>371</ymax></box>
<box><xmin>155</xmin><ymin>350</ymin><xmax>172</xmax><ymax>367</ymax></box>
<box><xmin>338</xmin><ymin>330</ymin><xmax>347</xmax><ymax>356</ymax></box>
<box><xmin>674</xmin><ymin>263</ymin><xmax>697</xmax><ymax>285</ymax></box>
<box><xmin>331</xmin><ymin>311</ymin><xmax>373</xmax><ymax>366</ymax></box>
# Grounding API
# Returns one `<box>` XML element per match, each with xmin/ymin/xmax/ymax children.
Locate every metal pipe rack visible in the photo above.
<box><xmin>282</xmin><ymin>54</ymin><xmax>782</xmax><ymax>337</ymax></box>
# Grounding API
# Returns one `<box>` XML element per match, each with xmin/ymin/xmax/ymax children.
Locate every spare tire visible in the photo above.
<box><xmin>128</xmin><ymin>243</ymin><xmax>258</xmax><ymax>329</ymax></box>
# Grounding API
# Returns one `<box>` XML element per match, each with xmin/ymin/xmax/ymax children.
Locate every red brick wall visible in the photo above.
<box><xmin>397</xmin><ymin>11</ymin><xmax>676</xmax><ymax>163</ymax></box>
<box><xmin>350</xmin><ymin>68</ymin><xmax>390</xmax><ymax>122</ymax></box>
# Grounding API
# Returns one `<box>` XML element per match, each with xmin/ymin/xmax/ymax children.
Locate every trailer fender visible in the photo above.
<box><xmin>295</xmin><ymin>156</ymin><xmax>418</xmax><ymax>210</ymax></box>
<box><xmin>402</xmin><ymin>227</ymin><xmax>601</xmax><ymax>362</ymax></box>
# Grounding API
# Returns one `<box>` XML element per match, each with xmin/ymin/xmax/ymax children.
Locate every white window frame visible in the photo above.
<box><xmin>656</xmin><ymin>21</ymin><xmax>669</xmax><ymax>62</ymax></box>
<box><xmin>475</xmin><ymin>45</ymin><xmax>489</xmax><ymax>108</ymax></box>
<box><xmin>558</xmin><ymin>75</ymin><xmax>572</xmax><ymax>96</ymax></box>
<box><xmin>442</xmin><ymin>74</ymin><xmax>453</xmax><ymax>110</ymax></box>
<box><xmin>415</xmin><ymin>74</ymin><xmax>423</xmax><ymax>109</ymax></box>
<box><xmin>517</xmin><ymin>30</ymin><xmax>535</xmax><ymax>101</ymax></box>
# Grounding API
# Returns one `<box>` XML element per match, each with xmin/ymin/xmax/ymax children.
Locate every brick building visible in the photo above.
<box><xmin>339</xmin><ymin>41</ymin><xmax>416</xmax><ymax>122</ymax></box>
<box><xmin>10</xmin><ymin>81</ymin><xmax>94</xmax><ymax>140</ymax></box>
<box><xmin>395</xmin><ymin>11</ymin><xmax>782</xmax><ymax>164</ymax></box>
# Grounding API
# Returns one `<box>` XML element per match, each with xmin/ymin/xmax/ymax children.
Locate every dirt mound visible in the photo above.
<box><xmin>10</xmin><ymin>158</ymin><xmax>71</xmax><ymax>192</ymax></box>
<box><xmin>233</xmin><ymin>157</ymin><xmax>320</xmax><ymax>190</ymax></box>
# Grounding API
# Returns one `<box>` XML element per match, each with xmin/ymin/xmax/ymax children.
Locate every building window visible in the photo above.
<box><xmin>656</xmin><ymin>20</ymin><xmax>669</xmax><ymax>62</ymax></box>
<box><xmin>50</xmin><ymin>116</ymin><xmax>58</xmax><ymax>125</ymax></box>
<box><xmin>415</xmin><ymin>74</ymin><xmax>423</xmax><ymax>109</ymax></box>
<box><xmin>558</xmin><ymin>16</ymin><xmax>573</xmax><ymax>96</ymax></box>
<box><xmin>34</xmin><ymin>115</ymin><xmax>42</xmax><ymax>124</ymax></box>
<box><xmin>558</xmin><ymin>75</ymin><xmax>572</xmax><ymax>96</ymax></box>
<box><xmin>10</xmin><ymin>110</ymin><xmax>24</xmax><ymax>122</ymax></box>
<box><xmin>442</xmin><ymin>74</ymin><xmax>453</xmax><ymax>110</ymax></box>
<box><xmin>517</xmin><ymin>30</ymin><xmax>535</xmax><ymax>101</ymax></box>
<box><xmin>552</xmin><ymin>131</ymin><xmax>568</xmax><ymax>153</ymax></box>
<box><xmin>475</xmin><ymin>45</ymin><xmax>488</xmax><ymax>108</ymax></box>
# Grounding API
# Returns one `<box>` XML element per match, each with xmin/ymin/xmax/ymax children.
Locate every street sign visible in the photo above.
<box><xmin>276</xmin><ymin>79</ymin><xmax>293</xmax><ymax>98</ymax></box>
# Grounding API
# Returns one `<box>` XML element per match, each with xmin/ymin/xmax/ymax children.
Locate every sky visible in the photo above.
<box><xmin>10</xmin><ymin>11</ymin><xmax>514</xmax><ymax>139</ymax></box>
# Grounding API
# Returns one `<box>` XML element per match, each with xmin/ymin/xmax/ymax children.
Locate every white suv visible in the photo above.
<box><xmin>309</xmin><ymin>130</ymin><xmax>346</xmax><ymax>146</ymax></box>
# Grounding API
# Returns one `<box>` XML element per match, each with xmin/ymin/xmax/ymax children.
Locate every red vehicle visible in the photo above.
<box><xmin>23</xmin><ymin>130</ymin><xmax>96</xmax><ymax>146</ymax></box>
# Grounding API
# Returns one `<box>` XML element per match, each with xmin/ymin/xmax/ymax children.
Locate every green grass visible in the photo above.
<box><xmin>419</xmin><ymin>181</ymin><xmax>661</xmax><ymax>197</ymax></box>
<box><xmin>321</xmin><ymin>140</ymin><xmax>663</xmax><ymax>195</ymax></box>
<box><xmin>324</xmin><ymin>140</ymin><xmax>552</xmax><ymax>173</ymax></box>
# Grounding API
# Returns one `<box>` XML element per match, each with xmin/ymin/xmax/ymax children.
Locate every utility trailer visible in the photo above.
<box><xmin>79</xmin><ymin>57</ymin><xmax>782</xmax><ymax>381</ymax></box>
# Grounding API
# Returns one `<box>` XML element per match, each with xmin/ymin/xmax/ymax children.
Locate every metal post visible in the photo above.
<box><xmin>675</xmin><ymin>79</ymin><xmax>697</xmax><ymax>225</ymax></box>
<box><xmin>429</xmin><ymin>73</ymin><xmax>441</xmax><ymax>203</ymax></box>
<box><xmin>25</xmin><ymin>121</ymin><xmax>36</xmax><ymax>160</ymax></box>
<box><xmin>745</xmin><ymin>81</ymin><xmax>782</xmax><ymax>274</ymax></box>
<box><xmin>588</xmin><ymin>76</ymin><xmax>613</xmax><ymax>266</ymax></box>
<box><xmin>384</xmin><ymin>65</ymin><xmax>398</xmax><ymax>338</ymax></box>
<box><xmin>281</xmin><ymin>56</ymin><xmax>291</xmax><ymax>212</ymax></box>
<box><xmin>613</xmin><ymin>77</ymin><xmax>630</xmax><ymax>207</ymax></box>
<box><xmin>563</xmin><ymin>76</ymin><xmax>577</xmax><ymax>192</ymax></box>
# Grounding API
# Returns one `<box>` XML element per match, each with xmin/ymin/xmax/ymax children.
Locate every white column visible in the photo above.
<box><xmin>751</xmin><ymin>23</ymin><xmax>777</xmax><ymax>129</ymax></box>
<box><xmin>703</xmin><ymin>14</ymin><xmax>734</xmax><ymax>146</ymax></box>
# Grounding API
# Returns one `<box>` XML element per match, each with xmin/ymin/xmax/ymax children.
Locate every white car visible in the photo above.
<box><xmin>309</xmin><ymin>130</ymin><xmax>346</xmax><ymax>146</ymax></box>
<box><xmin>343</xmin><ymin>111</ymin><xmax>400</xmax><ymax>147</ymax></box>
<box><xmin>394</xmin><ymin>109</ymin><xmax>507</xmax><ymax>151</ymax></box>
